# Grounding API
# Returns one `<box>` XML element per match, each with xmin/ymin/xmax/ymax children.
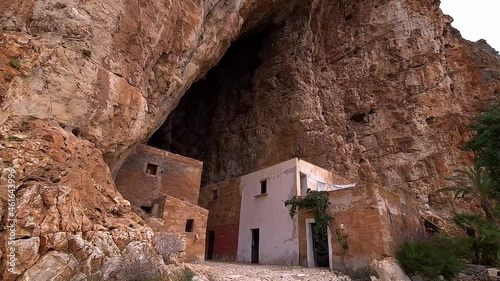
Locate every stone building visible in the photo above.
<box><xmin>199</xmin><ymin>178</ymin><xmax>242</xmax><ymax>261</ymax></box>
<box><xmin>200</xmin><ymin>158</ymin><xmax>423</xmax><ymax>271</ymax></box>
<box><xmin>116</xmin><ymin>144</ymin><xmax>208</xmax><ymax>262</ymax></box>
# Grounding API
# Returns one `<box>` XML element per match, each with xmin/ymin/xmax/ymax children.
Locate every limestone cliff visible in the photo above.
<box><xmin>0</xmin><ymin>0</ymin><xmax>499</xmax><ymax>279</ymax></box>
<box><xmin>0</xmin><ymin>1</ymin><xmax>293</xmax><ymax>279</ymax></box>
<box><xmin>151</xmin><ymin>0</ymin><xmax>500</xmax><ymax>226</ymax></box>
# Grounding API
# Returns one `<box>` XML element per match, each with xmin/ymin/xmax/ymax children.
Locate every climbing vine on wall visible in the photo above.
<box><xmin>284</xmin><ymin>189</ymin><xmax>333</xmax><ymax>240</ymax></box>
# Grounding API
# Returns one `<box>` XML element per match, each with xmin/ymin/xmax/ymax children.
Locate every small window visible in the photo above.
<box><xmin>260</xmin><ymin>179</ymin><xmax>267</xmax><ymax>194</ymax></box>
<box><xmin>141</xmin><ymin>206</ymin><xmax>152</xmax><ymax>214</ymax></box>
<box><xmin>146</xmin><ymin>163</ymin><xmax>158</xmax><ymax>175</ymax></box>
<box><xmin>212</xmin><ymin>189</ymin><xmax>219</xmax><ymax>200</ymax></box>
<box><xmin>185</xmin><ymin>219</ymin><xmax>194</xmax><ymax>232</ymax></box>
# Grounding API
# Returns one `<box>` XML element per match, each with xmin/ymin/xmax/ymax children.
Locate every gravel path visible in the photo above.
<box><xmin>188</xmin><ymin>261</ymin><xmax>352</xmax><ymax>281</ymax></box>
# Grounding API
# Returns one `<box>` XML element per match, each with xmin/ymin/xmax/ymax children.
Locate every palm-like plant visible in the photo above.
<box><xmin>439</xmin><ymin>165</ymin><xmax>494</xmax><ymax>220</ymax></box>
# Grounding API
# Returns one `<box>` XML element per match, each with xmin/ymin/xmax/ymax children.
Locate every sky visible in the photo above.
<box><xmin>440</xmin><ymin>0</ymin><xmax>500</xmax><ymax>51</ymax></box>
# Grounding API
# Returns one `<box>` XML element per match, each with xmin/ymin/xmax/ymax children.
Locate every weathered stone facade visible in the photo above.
<box><xmin>199</xmin><ymin>178</ymin><xmax>242</xmax><ymax>261</ymax></box>
<box><xmin>148</xmin><ymin>196</ymin><xmax>208</xmax><ymax>262</ymax></box>
<box><xmin>116</xmin><ymin>144</ymin><xmax>202</xmax><ymax>207</ymax></box>
<box><xmin>0</xmin><ymin>119</ymin><xmax>170</xmax><ymax>280</ymax></box>
<box><xmin>298</xmin><ymin>183</ymin><xmax>422</xmax><ymax>271</ymax></box>
<box><xmin>115</xmin><ymin>145</ymin><xmax>208</xmax><ymax>263</ymax></box>
<box><xmin>201</xmin><ymin>159</ymin><xmax>422</xmax><ymax>271</ymax></box>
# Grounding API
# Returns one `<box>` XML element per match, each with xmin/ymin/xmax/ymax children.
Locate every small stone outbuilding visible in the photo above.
<box><xmin>116</xmin><ymin>144</ymin><xmax>208</xmax><ymax>262</ymax></box>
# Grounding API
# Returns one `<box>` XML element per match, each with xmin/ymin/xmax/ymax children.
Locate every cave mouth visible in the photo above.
<box><xmin>148</xmin><ymin>24</ymin><xmax>280</xmax><ymax>186</ymax></box>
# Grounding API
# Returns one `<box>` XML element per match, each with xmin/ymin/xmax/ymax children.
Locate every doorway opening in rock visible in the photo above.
<box><xmin>147</xmin><ymin>24</ymin><xmax>280</xmax><ymax>186</ymax></box>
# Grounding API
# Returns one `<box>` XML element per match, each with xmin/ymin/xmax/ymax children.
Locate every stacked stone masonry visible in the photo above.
<box><xmin>115</xmin><ymin>145</ymin><xmax>208</xmax><ymax>263</ymax></box>
<box><xmin>199</xmin><ymin>178</ymin><xmax>242</xmax><ymax>260</ymax></box>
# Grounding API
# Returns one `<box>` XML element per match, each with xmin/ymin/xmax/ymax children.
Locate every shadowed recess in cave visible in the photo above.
<box><xmin>148</xmin><ymin>24</ymin><xmax>279</xmax><ymax>185</ymax></box>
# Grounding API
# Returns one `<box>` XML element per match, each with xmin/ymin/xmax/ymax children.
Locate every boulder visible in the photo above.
<box><xmin>370</xmin><ymin>258</ymin><xmax>411</xmax><ymax>281</ymax></box>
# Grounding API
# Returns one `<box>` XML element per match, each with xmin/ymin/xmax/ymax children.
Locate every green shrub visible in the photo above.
<box><xmin>284</xmin><ymin>189</ymin><xmax>333</xmax><ymax>240</ymax></box>
<box><xmin>432</xmin><ymin>238</ymin><xmax>467</xmax><ymax>279</ymax></box>
<box><xmin>171</xmin><ymin>267</ymin><xmax>196</xmax><ymax>281</ymax></box>
<box><xmin>349</xmin><ymin>267</ymin><xmax>379</xmax><ymax>281</ymax></box>
<box><xmin>453</xmin><ymin>213</ymin><xmax>486</xmax><ymax>229</ymax></box>
<box><xmin>396</xmin><ymin>237</ymin><xmax>466</xmax><ymax>280</ymax></box>
<box><xmin>453</xmin><ymin>213</ymin><xmax>500</xmax><ymax>266</ymax></box>
<box><xmin>471</xmin><ymin>234</ymin><xmax>500</xmax><ymax>266</ymax></box>
<box><xmin>439</xmin><ymin>252</ymin><xmax>467</xmax><ymax>280</ymax></box>
<box><xmin>463</xmin><ymin>102</ymin><xmax>500</xmax><ymax>197</ymax></box>
<box><xmin>445</xmin><ymin>235</ymin><xmax>474</xmax><ymax>262</ymax></box>
<box><xmin>10</xmin><ymin>59</ymin><xmax>21</xmax><ymax>69</ymax></box>
<box><xmin>396</xmin><ymin>241</ymin><xmax>443</xmax><ymax>278</ymax></box>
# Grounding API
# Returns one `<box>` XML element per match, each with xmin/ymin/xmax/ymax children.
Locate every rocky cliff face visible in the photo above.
<box><xmin>0</xmin><ymin>0</ymin><xmax>295</xmax><ymax>279</ymax></box>
<box><xmin>151</xmin><ymin>0</ymin><xmax>500</xmax><ymax>223</ymax></box>
<box><xmin>1</xmin><ymin>0</ymin><xmax>499</xmax><ymax>279</ymax></box>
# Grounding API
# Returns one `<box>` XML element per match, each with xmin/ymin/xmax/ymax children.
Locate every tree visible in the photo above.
<box><xmin>463</xmin><ymin>102</ymin><xmax>500</xmax><ymax>197</ymax></box>
<box><xmin>440</xmin><ymin>165</ymin><xmax>495</xmax><ymax>220</ymax></box>
<box><xmin>453</xmin><ymin>213</ymin><xmax>500</xmax><ymax>266</ymax></box>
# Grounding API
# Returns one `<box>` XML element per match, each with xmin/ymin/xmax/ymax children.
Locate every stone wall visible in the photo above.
<box><xmin>374</xmin><ymin>183</ymin><xmax>425</xmax><ymax>252</ymax></box>
<box><xmin>115</xmin><ymin>144</ymin><xmax>202</xmax><ymax>207</ymax></box>
<box><xmin>199</xmin><ymin>178</ymin><xmax>241</xmax><ymax>260</ymax></box>
<box><xmin>148</xmin><ymin>195</ymin><xmax>208</xmax><ymax>262</ymax></box>
<box><xmin>298</xmin><ymin>183</ymin><xmax>423</xmax><ymax>271</ymax></box>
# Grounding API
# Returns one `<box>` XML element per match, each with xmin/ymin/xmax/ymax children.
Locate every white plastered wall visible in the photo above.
<box><xmin>297</xmin><ymin>160</ymin><xmax>334</xmax><ymax>195</ymax></box>
<box><xmin>236</xmin><ymin>158</ymin><xmax>355</xmax><ymax>266</ymax></box>
<box><xmin>297</xmin><ymin>159</ymin><xmax>355</xmax><ymax>195</ymax></box>
<box><xmin>237</xmin><ymin>158</ymin><xmax>300</xmax><ymax>265</ymax></box>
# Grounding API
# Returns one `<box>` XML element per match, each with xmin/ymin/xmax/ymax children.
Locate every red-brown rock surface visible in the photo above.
<box><xmin>0</xmin><ymin>0</ymin><xmax>296</xmax><ymax>279</ymax></box>
<box><xmin>0</xmin><ymin>118</ymin><xmax>168</xmax><ymax>280</ymax></box>
<box><xmin>153</xmin><ymin>0</ymin><xmax>500</xmax><ymax>227</ymax></box>
<box><xmin>1</xmin><ymin>0</ymin><xmax>499</xmax><ymax>279</ymax></box>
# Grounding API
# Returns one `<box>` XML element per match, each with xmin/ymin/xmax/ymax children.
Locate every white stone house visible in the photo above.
<box><xmin>236</xmin><ymin>158</ymin><xmax>354</xmax><ymax>267</ymax></box>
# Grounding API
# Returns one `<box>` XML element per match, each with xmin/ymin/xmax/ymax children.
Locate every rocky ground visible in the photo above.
<box><xmin>187</xmin><ymin>262</ymin><xmax>352</xmax><ymax>281</ymax></box>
